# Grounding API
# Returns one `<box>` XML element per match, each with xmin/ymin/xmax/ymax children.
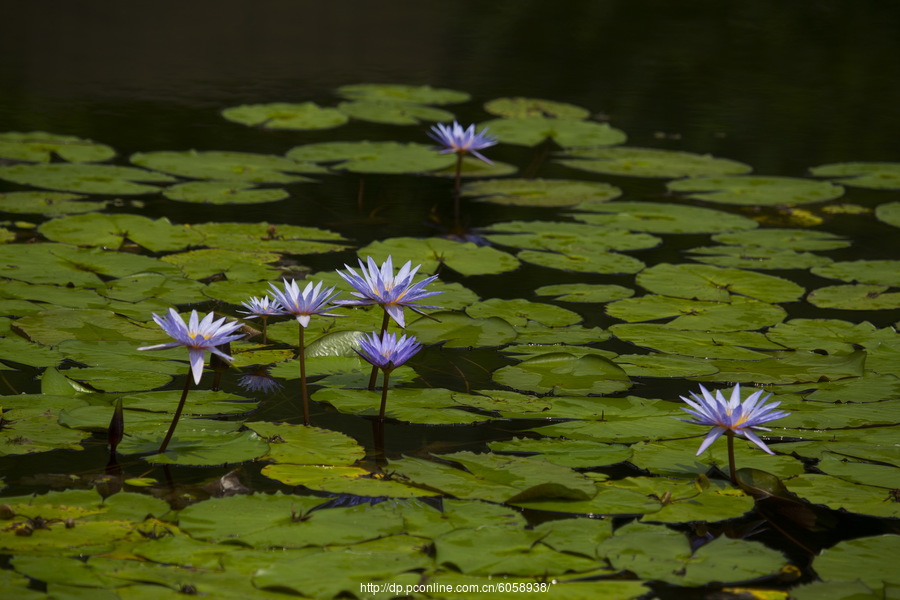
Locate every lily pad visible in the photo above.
<box><xmin>807</xmin><ymin>285</ymin><xmax>900</xmax><ymax>310</ymax></box>
<box><xmin>811</xmin><ymin>260</ymin><xmax>900</xmax><ymax>287</ymax></box>
<box><xmin>606</xmin><ymin>295</ymin><xmax>786</xmax><ymax>331</ymax></box>
<box><xmin>0</xmin><ymin>191</ymin><xmax>106</xmax><ymax>215</ymax></box>
<box><xmin>517</xmin><ymin>247</ymin><xmax>646</xmax><ymax>274</ymax></box>
<box><xmin>221</xmin><ymin>102</ymin><xmax>348</xmax><ymax>130</ymax></box>
<box><xmin>461</xmin><ymin>178</ymin><xmax>621</xmax><ymax>207</ymax></box>
<box><xmin>875</xmin><ymin>201</ymin><xmax>900</xmax><ymax>228</ymax></box>
<box><xmin>131</xmin><ymin>150</ymin><xmax>324</xmax><ymax>183</ymax></box>
<box><xmin>812</xmin><ymin>535</ymin><xmax>900</xmax><ymax>588</ymax></box>
<box><xmin>162</xmin><ymin>248</ymin><xmax>282</xmax><ymax>282</ymax></box>
<box><xmin>571</xmin><ymin>201</ymin><xmax>759</xmax><ymax>234</ymax></box>
<box><xmin>691</xmin><ymin>349</ymin><xmax>866</xmax><ymax>385</ymax></box>
<box><xmin>0</xmin><ymin>131</ymin><xmax>116</xmax><ymax>163</ymax></box>
<box><xmin>810</xmin><ymin>161</ymin><xmax>900</xmax><ymax>190</ymax></box>
<box><xmin>483</xmin><ymin>220</ymin><xmax>660</xmax><ymax>252</ymax></box>
<box><xmin>711</xmin><ymin>228</ymin><xmax>850</xmax><ymax>251</ymax></box>
<box><xmin>408</xmin><ymin>311</ymin><xmax>518</xmax><ymax>348</ymax></box>
<box><xmin>688</xmin><ymin>245</ymin><xmax>834</xmax><ymax>270</ymax></box>
<box><xmin>610</xmin><ymin>323</ymin><xmax>783</xmax><ymax>359</ymax></box>
<box><xmin>489</xmin><ymin>437</ymin><xmax>632</xmax><ymax>468</ymax></box>
<box><xmin>466</xmin><ymin>298</ymin><xmax>582</xmax><ymax>327</ymax></box>
<box><xmin>480</xmin><ymin>117</ymin><xmax>625</xmax><ymax>148</ymax></box>
<box><xmin>785</xmin><ymin>474</ymin><xmax>900</xmax><ymax>519</ymax></box>
<box><xmin>165</xmin><ymin>181</ymin><xmax>292</xmax><ymax>205</ymax></box>
<box><xmin>190</xmin><ymin>221</ymin><xmax>347</xmax><ymax>255</ymax></box>
<box><xmin>493</xmin><ymin>352</ymin><xmax>631</xmax><ymax>396</ymax></box>
<box><xmin>335</xmin><ymin>83</ymin><xmax>470</xmax><ymax>105</ymax></box>
<box><xmin>557</xmin><ymin>146</ymin><xmax>752</xmax><ymax>178</ymax></box>
<box><xmin>260</xmin><ymin>464</ymin><xmax>438</xmax><ymax>497</ymax></box>
<box><xmin>483</xmin><ymin>97</ymin><xmax>591</xmax><ymax>119</ymax></box>
<box><xmin>636</xmin><ymin>263</ymin><xmax>805</xmax><ymax>303</ymax></box>
<box><xmin>244</xmin><ymin>422</ymin><xmax>364</xmax><ymax>465</ymax></box>
<box><xmin>14</xmin><ymin>308</ymin><xmax>162</xmax><ymax>345</ymax></box>
<box><xmin>38</xmin><ymin>213</ymin><xmax>204</xmax><ymax>252</ymax></box>
<box><xmin>336</xmin><ymin>100</ymin><xmax>455</xmax><ymax>125</ymax></box>
<box><xmin>765</xmin><ymin>319</ymin><xmax>896</xmax><ymax>354</ymax></box>
<box><xmin>286</xmin><ymin>141</ymin><xmax>454</xmax><ymax>174</ymax></box>
<box><xmin>535</xmin><ymin>283</ymin><xmax>635</xmax><ymax>303</ymax></box>
<box><xmin>0</xmin><ymin>163</ymin><xmax>176</xmax><ymax>195</ymax></box>
<box><xmin>668</xmin><ymin>175</ymin><xmax>844</xmax><ymax>206</ymax></box>
<box><xmin>614</xmin><ymin>353</ymin><xmax>721</xmax><ymax>378</ymax></box>
<box><xmin>358</xmin><ymin>236</ymin><xmax>520</xmax><ymax>276</ymax></box>
<box><xmin>312</xmin><ymin>387</ymin><xmax>491</xmax><ymax>425</ymax></box>
<box><xmin>427</xmin><ymin>155</ymin><xmax>519</xmax><ymax>179</ymax></box>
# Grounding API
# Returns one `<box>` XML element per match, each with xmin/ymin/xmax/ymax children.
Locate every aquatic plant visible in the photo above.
<box><xmin>238</xmin><ymin>295</ymin><xmax>286</xmax><ymax>343</ymax></box>
<box><xmin>354</xmin><ymin>331</ymin><xmax>422</xmax><ymax>421</ymax></box>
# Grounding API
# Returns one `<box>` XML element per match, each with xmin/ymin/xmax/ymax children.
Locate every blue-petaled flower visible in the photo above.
<box><xmin>679</xmin><ymin>384</ymin><xmax>790</xmax><ymax>455</ymax></box>
<box><xmin>268</xmin><ymin>279</ymin><xmax>341</xmax><ymax>327</ymax></box>
<box><xmin>356</xmin><ymin>331</ymin><xmax>422</xmax><ymax>372</ymax></box>
<box><xmin>138</xmin><ymin>309</ymin><xmax>244</xmax><ymax>384</ymax></box>
<box><xmin>336</xmin><ymin>256</ymin><xmax>442</xmax><ymax>328</ymax></box>
<box><xmin>238</xmin><ymin>296</ymin><xmax>286</xmax><ymax>319</ymax></box>
<box><xmin>428</xmin><ymin>121</ymin><xmax>497</xmax><ymax>164</ymax></box>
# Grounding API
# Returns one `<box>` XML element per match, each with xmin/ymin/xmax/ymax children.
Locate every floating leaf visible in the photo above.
<box><xmin>810</xmin><ymin>161</ymin><xmax>900</xmax><ymax>190</ymax></box>
<box><xmin>668</xmin><ymin>175</ymin><xmax>844</xmax><ymax>206</ymax></box>
<box><xmin>813</xmin><ymin>535</ymin><xmax>900</xmax><ymax>588</ymax></box>
<box><xmin>131</xmin><ymin>150</ymin><xmax>324</xmax><ymax>183</ymax></box>
<box><xmin>688</xmin><ymin>245</ymin><xmax>834</xmax><ymax>270</ymax></box>
<box><xmin>466</xmin><ymin>298</ymin><xmax>582</xmax><ymax>327</ymax></box>
<box><xmin>408</xmin><ymin>311</ymin><xmax>517</xmax><ymax>348</ymax></box>
<box><xmin>493</xmin><ymin>352</ymin><xmax>631</xmax><ymax>395</ymax></box>
<box><xmin>489</xmin><ymin>437</ymin><xmax>632</xmax><ymax>469</ymax></box>
<box><xmin>765</xmin><ymin>318</ymin><xmax>896</xmax><ymax>354</ymax></box>
<box><xmin>0</xmin><ymin>131</ymin><xmax>116</xmax><ymax>163</ymax></box>
<box><xmin>38</xmin><ymin>213</ymin><xmax>204</xmax><ymax>252</ymax></box>
<box><xmin>358</xmin><ymin>236</ymin><xmax>520</xmax><ymax>276</ymax></box>
<box><xmin>1</xmin><ymin>404</ymin><xmax>91</xmax><ymax>456</ymax></box>
<box><xmin>221</xmin><ymin>102</ymin><xmax>348</xmax><ymax>130</ymax></box>
<box><xmin>313</xmin><ymin>387</ymin><xmax>491</xmax><ymax>425</ymax></box>
<box><xmin>571</xmin><ymin>201</ymin><xmax>758</xmax><ymax>234</ymax></box>
<box><xmin>461</xmin><ymin>178</ymin><xmax>621</xmax><ymax>207</ymax></box>
<box><xmin>636</xmin><ymin>263</ymin><xmax>805</xmax><ymax>303</ymax></box>
<box><xmin>0</xmin><ymin>335</ymin><xmax>63</xmax><ymax>367</ymax></box>
<box><xmin>336</xmin><ymin>83</ymin><xmax>470</xmax><ymax>105</ymax></box>
<box><xmin>535</xmin><ymin>283</ymin><xmax>635</xmax><ymax>303</ymax></box>
<box><xmin>807</xmin><ymin>285</ymin><xmax>900</xmax><ymax>310</ymax></box>
<box><xmin>875</xmin><ymin>201</ymin><xmax>900</xmax><ymax>228</ymax></box>
<box><xmin>286</xmin><ymin>141</ymin><xmax>454</xmax><ymax>174</ymax></box>
<box><xmin>614</xmin><ymin>353</ymin><xmax>721</xmax><ymax>378</ymax></box>
<box><xmin>557</xmin><ymin>146</ymin><xmax>751</xmax><ymax>178</ymax></box>
<box><xmin>189</xmin><ymin>222</ymin><xmax>347</xmax><ymax>255</ymax></box>
<box><xmin>480</xmin><ymin>117</ymin><xmax>625</xmax><ymax>147</ymax></box>
<box><xmin>427</xmin><ymin>155</ymin><xmax>518</xmax><ymax>179</ymax></box>
<box><xmin>483</xmin><ymin>97</ymin><xmax>591</xmax><ymax>119</ymax></box>
<box><xmin>0</xmin><ymin>163</ymin><xmax>175</xmax><ymax>195</ymax></box>
<box><xmin>260</xmin><ymin>464</ymin><xmax>436</xmax><ymax>497</ymax></box>
<box><xmin>484</xmin><ymin>220</ymin><xmax>660</xmax><ymax>252</ymax></box>
<box><xmin>811</xmin><ymin>260</ymin><xmax>900</xmax><ymax>286</ymax></box>
<box><xmin>163</xmin><ymin>181</ymin><xmax>290</xmax><ymax>205</ymax></box>
<box><xmin>690</xmin><ymin>349</ymin><xmax>866</xmax><ymax>385</ymax></box>
<box><xmin>101</xmin><ymin>272</ymin><xmax>206</xmax><ymax>304</ymax></box>
<box><xmin>610</xmin><ymin>323</ymin><xmax>783</xmax><ymax>359</ymax></box>
<box><xmin>0</xmin><ymin>191</ymin><xmax>106</xmax><ymax>215</ymax></box>
<box><xmin>15</xmin><ymin>308</ymin><xmax>161</xmax><ymax>345</ymax></box>
<box><xmin>336</xmin><ymin>100</ymin><xmax>454</xmax><ymax>125</ymax></box>
<box><xmin>606</xmin><ymin>295</ymin><xmax>786</xmax><ymax>331</ymax></box>
<box><xmin>629</xmin><ymin>438</ymin><xmax>803</xmax><ymax>480</ymax></box>
<box><xmin>517</xmin><ymin>247</ymin><xmax>646</xmax><ymax>274</ymax></box>
<box><xmin>244</xmin><ymin>422</ymin><xmax>364</xmax><ymax>465</ymax></box>
<box><xmin>162</xmin><ymin>248</ymin><xmax>282</xmax><ymax>282</ymax></box>
<box><xmin>786</xmin><ymin>474</ymin><xmax>900</xmax><ymax>519</ymax></box>
<box><xmin>711</xmin><ymin>228</ymin><xmax>850</xmax><ymax>251</ymax></box>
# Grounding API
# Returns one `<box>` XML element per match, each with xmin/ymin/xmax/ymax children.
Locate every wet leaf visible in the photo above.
<box><xmin>38</xmin><ymin>213</ymin><xmax>203</xmax><ymax>252</ymax></box>
<box><xmin>131</xmin><ymin>150</ymin><xmax>324</xmax><ymax>182</ymax></box>
<box><xmin>614</xmin><ymin>353</ymin><xmax>721</xmax><ymax>378</ymax></box>
<box><xmin>606</xmin><ymin>295</ymin><xmax>786</xmax><ymax>331</ymax></box>
<box><xmin>0</xmin><ymin>191</ymin><xmax>106</xmax><ymax>215</ymax></box>
<box><xmin>813</xmin><ymin>535</ymin><xmax>900</xmax><ymax>588</ymax></box>
<box><xmin>484</xmin><ymin>220</ymin><xmax>660</xmax><ymax>252</ymax></box>
<box><xmin>668</xmin><ymin>175</ymin><xmax>844</xmax><ymax>206</ymax></box>
<box><xmin>689</xmin><ymin>245</ymin><xmax>834</xmax><ymax>270</ymax></box>
<box><xmin>221</xmin><ymin>102</ymin><xmax>348</xmax><ymax>130</ymax></box>
<box><xmin>875</xmin><ymin>201</ymin><xmax>900</xmax><ymax>228</ymax></box>
<box><xmin>408</xmin><ymin>311</ymin><xmax>517</xmax><ymax>348</ymax></box>
<box><xmin>517</xmin><ymin>247</ymin><xmax>646</xmax><ymax>274</ymax></box>
<box><xmin>489</xmin><ymin>437</ymin><xmax>632</xmax><ymax>468</ymax></box>
<box><xmin>260</xmin><ymin>464</ymin><xmax>436</xmax><ymax>497</ymax></box>
<box><xmin>811</xmin><ymin>260</ymin><xmax>900</xmax><ymax>287</ymax></box>
<box><xmin>610</xmin><ymin>323</ymin><xmax>783</xmax><ymax>359</ymax></box>
<box><xmin>711</xmin><ymin>228</ymin><xmax>850</xmax><ymax>251</ymax></box>
<box><xmin>691</xmin><ymin>349</ymin><xmax>866</xmax><ymax>385</ymax></box>
<box><xmin>535</xmin><ymin>282</ymin><xmax>635</xmax><ymax>303</ymax></box>
<box><xmin>636</xmin><ymin>263</ymin><xmax>805</xmax><ymax>303</ymax></box>
<box><xmin>466</xmin><ymin>298</ymin><xmax>582</xmax><ymax>327</ymax></box>
<box><xmin>765</xmin><ymin>318</ymin><xmax>896</xmax><ymax>355</ymax></box>
<box><xmin>244</xmin><ymin>422</ymin><xmax>364</xmax><ymax>465</ymax></box>
<box><xmin>312</xmin><ymin>387</ymin><xmax>491</xmax><ymax>425</ymax></box>
<box><xmin>807</xmin><ymin>285</ymin><xmax>900</xmax><ymax>310</ymax></box>
<box><xmin>358</xmin><ymin>236</ymin><xmax>520</xmax><ymax>276</ymax></box>
<box><xmin>558</xmin><ymin>146</ymin><xmax>751</xmax><ymax>178</ymax></box>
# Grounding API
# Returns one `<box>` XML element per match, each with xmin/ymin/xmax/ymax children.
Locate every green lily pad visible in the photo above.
<box><xmin>0</xmin><ymin>131</ymin><xmax>116</xmax><ymax>163</ymax></box>
<box><xmin>636</xmin><ymin>263</ymin><xmax>805</xmax><ymax>303</ymax></box>
<box><xmin>162</xmin><ymin>248</ymin><xmax>282</xmax><ymax>282</ymax></box>
<box><xmin>711</xmin><ymin>228</ymin><xmax>851</xmax><ymax>251</ymax></box>
<box><xmin>765</xmin><ymin>318</ymin><xmax>896</xmax><ymax>354</ymax></box>
<box><xmin>614</xmin><ymin>476</ymin><xmax>757</xmax><ymax>523</ymax></box>
<box><xmin>807</xmin><ymin>285</ymin><xmax>900</xmax><ymax>310</ymax></box>
<box><xmin>163</xmin><ymin>181</ymin><xmax>290</xmax><ymax>205</ymax></box>
<box><xmin>480</xmin><ymin>117</ymin><xmax>626</xmax><ymax>147</ymax></box>
<box><xmin>0</xmin><ymin>335</ymin><xmax>63</xmax><ymax>367</ymax></box>
<box><xmin>629</xmin><ymin>437</ymin><xmax>803</xmax><ymax>479</ymax></box>
<box><xmin>408</xmin><ymin>311</ymin><xmax>517</xmax><ymax>348</ymax></box>
<box><xmin>691</xmin><ymin>349</ymin><xmax>866</xmax><ymax>385</ymax></box>
<box><xmin>0</xmin><ymin>163</ymin><xmax>176</xmax><ymax>195</ymax></box>
<box><xmin>466</xmin><ymin>298</ymin><xmax>582</xmax><ymax>327</ymax></box>
<box><xmin>489</xmin><ymin>437</ymin><xmax>632</xmax><ymax>469</ymax></box>
<box><xmin>221</xmin><ymin>102</ymin><xmax>348</xmax><ymax>130</ymax></box>
<box><xmin>557</xmin><ymin>146</ymin><xmax>752</xmax><ymax>178</ymax></box>
<box><xmin>811</xmin><ymin>260</ymin><xmax>900</xmax><ymax>286</ymax></box>
<box><xmin>610</xmin><ymin>323</ymin><xmax>783</xmax><ymax>359</ymax></box>
<box><xmin>810</xmin><ymin>161</ymin><xmax>900</xmax><ymax>189</ymax></box>
<box><xmin>606</xmin><ymin>295</ymin><xmax>786</xmax><ymax>331</ymax></box>
<box><xmin>38</xmin><ymin>213</ymin><xmax>204</xmax><ymax>252</ymax></box>
<box><xmin>189</xmin><ymin>221</ymin><xmax>347</xmax><ymax>255</ymax></box>
<box><xmin>571</xmin><ymin>201</ymin><xmax>759</xmax><ymax>234</ymax></box>
<box><xmin>244</xmin><ymin>422</ymin><xmax>364</xmax><ymax>465</ymax></box>
<box><xmin>336</xmin><ymin>100</ymin><xmax>455</xmax><ymax>125</ymax></box>
<box><xmin>260</xmin><ymin>464</ymin><xmax>437</xmax><ymax>497</ymax></box>
<box><xmin>1</xmin><ymin>404</ymin><xmax>92</xmax><ymax>456</ymax></box>
<box><xmin>535</xmin><ymin>283</ymin><xmax>635</xmax><ymax>303</ymax></box>
<box><xmin>358</xmin><ymin>236</ymin><xmax>520</xmax><ymax>276</ymax></box>
<box><xmin>131</xmin><ymin>150</ymin><xmax>324</xmax><ymax>183</ymax></box>
<box><xmin>512</xmin><ymin>324</ymin><xmax>610</xmax><ymax>346</ymax></box>
<box><xmin>461</xmin><ymin>178</ymin><xmax>621</xmax><ymax>207</ymax></box>
<box><xmin>813</xmin><ymin>535</ymin><xmax>900</xmax><ymax>588</ymax></box>
<box><xmin>493</xmin><ymin>352</ymin><xmax>631</xmax><ymax>396</ymax></box>
<box><xmin>517</xmin><ymin>247</ymin><xmax>646</xmax><ymax>274</ymax></box>
<box><xmin>14</xmin><ymin>308</ymin><xmax>161</xmax><ymax>345</ymax></box>
<box><xmin>127</xmin><ymin>428</ymin><xmax>269</xmax><ymax>466</ymax></box>
<box><xmin>875</xmin><ymin>201</ymin><xmax>900</xmax><ymax>228</ymax></box>
<box><xmin>101</xmin><ymin>272</ymin><xmax>206</xmax><ymax>304</ymax></box>
<box><xmin>312</xmin><ymin>387</ymin><xmax>491</xmax><ymax>425</ymax></box>
<box><xmin>427</xmin><ymin>155</ymin><xmax>519</xmax><ymax>179</ymax></box>
<box><xmin>0</xmin><ymin>191</ymin><xmax>106</xmax><ymax>215</ymax></box>
<box><xmin>335</xmin><ymin>83</ymin><xmax>470</xmax><ymax>105</ymax></box>
<box><xmin>668</xmin><ymin>175</ymin><xmax>844</xmax><ymax>206</ymax></box>
<box><xmin>483</xmin><ymin>97</ymin><xmax>591</xmax><ymax>119</ymax></box>
<box><xmin>785</xmin><ymin>474</ymin><xmax>900</xmax><ymax>519</ymax></box>
<box><xmin>60</xmin><ymin>366</ymin><xmax>172</xmax><ymax>393</ymax></box>
<box><xmin>815</xmin><ymin>452</ymin><xmax>900</xmax><ymax>489</ymax></box>
<box><xmin>286</xmin><ymin>141</ymin><xmax>454</xmax><ymax>174</ymax></box>
<box><xmin>614</xmin><ymin>353</ymin><xmax>721</xmax><ymax>378</ymax></box>
<box><xmin>688</xmin><ymin>244</ymin><xmax>834</xmax><ymax>270</ymax></box>
<box><xmin>484</xmin><ymin>220</ymin><xmax>660</xmax><ymax>252</ymax></box>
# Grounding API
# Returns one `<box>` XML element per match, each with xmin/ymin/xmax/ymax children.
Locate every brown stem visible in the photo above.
<box><xmin>367</xmin><ymin>311</ymin><xmax>391</xmax><ymax>390</ymax></box>
<box><xmin>261</xmin><ymin>316</ymin><xmax>268</xmax><ymax>344</ymax></box>
<box><xmin>299</xmin><ymin>322</ymin><xmax>310</xmax><ymax>426</ymax></box>
<box><xmin>453</xmin><ymin>153</ymin><xmax>463</xmax><ymax>226</ymax></box>
<box><xmin>727</xmin><ymin>432</ymin><xmax>737</xmax><ymax>484</ymax></box>
<box><xmin>378</xmin><ymin>370</ymin><xmax>390</xmax><ymax>422</ymax></box>
<box><xmin>158</xmin><ymin>370</ymin><xmax>192</xmax><ymax>453</ymax></box>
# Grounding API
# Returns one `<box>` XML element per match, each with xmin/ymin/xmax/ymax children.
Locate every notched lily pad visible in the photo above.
<box><xmin>461</xmin><ymin>178</ymin><xmax>621</xmax><ymax>207</ymax></box>
<box><xmin>0</xmin><ymin>131</ymin><xmax>116</xmax><ymax>163</ymax></box>
<box><xmin>557</xmin><ymin>146</ymin><xmax>751</xmax><ymax>179</ymax></box>
<box><xmin>480</xmin><ymin>117</ymin><xmax>626</xmax><ymax>148</ymax></box>
<box><xmin>711</xmin><ymin>228</ymin><xmax>850</xmax><ymax>251</ymax></box>
<box><xmin>358</xmin><ymin>236</ymin><xmax>520</xmax><ymax>276</ymax></box>
<box><xmin>810</xmin><ymin>161</ymin><xmax>900</xmax><ymax>190</ymax></box>
<box><xmin>667</xmin><ymin>175</ymin><xmax>844</xmax><ymax>206</ymax></box>
<box><xmin>38</xmin><ymin>213</ymin><xmax>203</xmax><ymax>252</ymax></box>
<box><xmin>0</xmin><ymin>163</ymin><xmax>176</xmax><ymax>195</ymax></box>
<box><xmin>221</xmin><ymin>102</ymin><xmax>348</xmax><ymax>130</ymax></box>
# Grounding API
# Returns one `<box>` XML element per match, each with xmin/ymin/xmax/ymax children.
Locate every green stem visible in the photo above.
<box><xmin>158</xmin><ymin>370</ymin><xmax>192</xmax><ymax>453</ymax></box>
<box><xmin>727</xmin><ymin>432</ymin><xmax>737</xmax><ymax>484</ymax></box>
<box><xmin>367</xmin><ymin>311</ymin><xmax>391</xmax><ymax>390</ymax></box>
<box><xmin>299</xmin><ymin>322</ymin><xmax>310</xmax><ymax>426</ymax></box>
<box><xmin>378</xmin><ymin>370</ymin><xmax>390</xmax><ymax>422</ymax></box>
<box><xmin>261</xmin><ymin>316</ymin><xmax>268</xmax><ymax>344</ymax></box>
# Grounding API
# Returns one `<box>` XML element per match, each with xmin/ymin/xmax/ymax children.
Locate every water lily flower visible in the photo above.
<box><xmin>428</xmin><ymin>121</ymin><xmax>497</xmax><ymax>164</ymax></box>
<box><xmin>268</xmin><ymin>279</ymin><xmax>341</xmax><ymax>327</ymax></box>
<box><xmin>336</xmin><ymin>256</ymin><xmax>442</xmax><ymax>328</ymax></box>
<box><xmin>238</xmin><ymin>296</ymin><xmax>286</xmax><ymax>319</ymax></box>
<box><xmin>138</xmin><ymin>308</ymin><xmax>244</xmax><ymax>384</ymax></box>
<box><xmin>355</xmin><ymin>331</ymin><xmax>422</xmax><ymax>421</ymax></box>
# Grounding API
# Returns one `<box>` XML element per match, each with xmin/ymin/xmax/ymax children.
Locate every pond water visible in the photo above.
<box><xmin>1</xmin><ymin>2</ymin><xmax>899</xmax><ymax>599</ymax></box>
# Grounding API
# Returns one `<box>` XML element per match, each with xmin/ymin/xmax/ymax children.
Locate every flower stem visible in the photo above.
<box><xmin>367</xmin><ymin>311</ymin><xmax>391</xmax><ymax>390</ymax></box>
<box><xmin>453</xmin><ymin>153</ymin><xmax>463</xmax><ymax>225</ymax></box>
<box><xmin>261</xmin><ymin>316</ymin><xmax>268</xmax><ymax>344</ymax></box>
<box><xmin>727</xmin><ymin>432</ymin><xmax>737</xmax><ymax>484</ymax></box>
<box><xmin>158</xmin><ymin>370</ymin><xmax>192</xmax><ymax>453</ymax></box>
<box><xmin>299</xmin><ymin>322</ymin><xmax>310</xmax><ymax>426</ymax></box>
<box><xmin>378</xmin><ymin>370</ymin><xmax>390</xmax><ymax>422</ymax></box>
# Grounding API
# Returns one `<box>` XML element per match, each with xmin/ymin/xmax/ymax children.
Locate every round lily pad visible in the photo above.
<box><xmin>610</xmin><ymin>323</ymin><xmax>783</xmax><ymax>360</ymax></box>
<box><xmin>131</xmin><ymin>150</ymin><xmax>325</xmax><ymax>183</ymax></box>
<box><xmin>335</xmin><ymin>83</ymin><xmax>470</xmax><ymax>105</ymax></box>
<box><xmin>765</xmin><ymin>318</ymin><xmax>897</xmax><ymax>354</ymax></box>
<box><xmin>809</xmin><ymin>161</ymin><xmax>900</xmax><ymax>190</ymax></box>
<box><xmin>875</xmin><ymin>201</ymin><xmax>900</xmax><ymax>228</ymax></box>
<box><xmin>466</xmin><ymin>298</ymin><xmax>582</xmax><ymax>327</ymax></box>
<box><xmin>807</xmin><ymin>285</ymin><xmax>900</xmax><ymax>310</ymax></box>
<box><xmin>711</xmin><ymin>228</ymin><xmax>850</xmax><ymax>251</ymax></box>
<box><xmin>221</xmin><ymin>102</ymin><xmax>348</xmax><ymax>130</ymax></box>
<box><xmin>667</xmin><ymin>175</ymin><xmax>844</xmax><ymax>206</ymax></box>
<box><xmin>0</xmin><ymin>131</ymin><xmax>116</xmax><ymax>163</ymax></box>
<box><xmin>408</xmin><ymin>311</ymin><xmax>517</xmax><ymax>348</ymax></box>
<box><xmin>483</xmin><ymin>97</ymin><xmax>591</xmax><ymax>119</ymax></box>
<box><xmin>636</xmin><ymin>263</ymin><xmax>805</xmax><ymax>303</ymax></box>
<box><xmin>571</xmin><ymin>201</ymin><xmax>758</xmax><ymax>234</ymax></box>
<box><xmin>614</xmin><ymin>353</ymin><xmax>721</xmax><ymax>378</ymax></box>
<box><xmin>606</xmin><ymin>295</ymin><xmax>786</xmax><ymax>331</ymax></box>
<box><xmin>163</xmin><ymin>181</ymin><xmax>290</xmax><ymax>205</ymax></box>
<box><xmin>811</xmin><ymin>260</ymin><xmax>900</xmax><ymax>286</ymax></box>
<box><xmin>358</xmin><ymin>236</ymin><xmax>520</xmax><ymax>276</ymax></box>
<box><xmin>518</xmin><ymin>248</ymin><xmax>645</xmax><ymax>275</ymax></box>
<box><xmin>557</xmin><ymin>146</ymin><xmax>752</xmax><ymax>179</ymax></box>
<box><xmin>493</xmin><ymin>352</ymin><xmax>632</xmax><ymax>396</ymax></box>
<box><xmin>688</xmin><ymin>245</ymin><xmax>834</xmax><ymax>270</ymax></box>
<box><xmin>535</xmin><ymin>283</ymin><xmax>635</xmax><ymax>303</ymax></box>
<box><xmin>336</xmin><ymin>100</ymin><xmax>455</xmax><ymax>125</ymax></box>
<box><xmin>38</xmin><ymin>213</ymin><xmax>204</xmax><ymax>252</ymax></box>
<box><xmin>286</xmin><ymin>141</ymin><xmax>455</xmax><ymax>174</ymax></box>
<box><xmin>0</xmin><ymin>163</ymin><xmax>176</xmax><ymax>195</ymax></box>
<box><xmin>461</xmin><ymin>178</ymin><xmax>621</xmax><ymax>208</ymax></box>
<box><xmin>0</xmin><ymin>191</ymin><xmax>106</xmax><ymax>216</ymax></box>
<box><xmin>480</xmin><ymin>117</ymin><xmax>626</xmax><ymax>148</ymax></box>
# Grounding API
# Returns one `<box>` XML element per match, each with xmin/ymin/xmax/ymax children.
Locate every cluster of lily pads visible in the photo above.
<box><xmin>1</xmin><ymin>83</ymin><xmax>899</xmax><ymax>598</ymax></box>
